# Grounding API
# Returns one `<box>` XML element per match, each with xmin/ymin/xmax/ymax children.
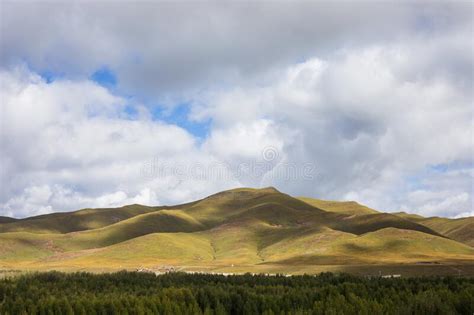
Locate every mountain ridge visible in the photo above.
<box><xmin>0</xmin><ymin>187</ymin><xmax>473</xmax><ymax>275</ymax></box>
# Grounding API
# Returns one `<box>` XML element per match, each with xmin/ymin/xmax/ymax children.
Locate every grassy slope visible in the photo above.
<box><xmin>0</xmin><ymin>216</ymin><xmax>17</xmax><ymax>224</ymax></box>
<box><xmin>52</xmin><ymin>209</ymin><xmax>206</xmax><ymax>251</ymax></box>
<box><xmin>333</xmin><ymin>228</ymin><xmax>474</xmax><ymax>262</ymax></box>
<box><xmin>407</xmin><ymin>216</ymin><xmax>473</xmax><ymax>247</ymax></box>
<box><xmin>328</xmin><ymin>213</ymin><xmax>443</xmax><ymax>237</ymax></box>
<box><xmin>0</xmin><ymin>209</ymin><xmax>206</xmax><ymax>265</ymax></box>
<box><xmin>0</xmin><ymin>232</ymin><xmax>56</xmax><ymax>262</ymax></box>
<box><xmin>262</xmin><ymin>227</ymin><xmax>474</xmax><ymax>265</ymax></box>
<box><xmin>0</xmin><ymin>204</ymin><xmax>162</xmax><ymax>234</ymax></box>
<box><xmin>393</xmin><ymin>212</ymin><xmax>474</xmax><ymax>247</ymax></box>
<box><xmin>43</xmin><ymin>233</ymin><xmax>215</xmax><ymax>270</ymax></box>
<box><xmin>298</xmin><ymin>197</ymin><xmax>378</xmax><ymax>216</ymax></box>
<box><xmin>392</xmin><ymin>212</ymin><xmax>426</xmax><ymax>221</ymax></box>
<box><xmin>301</xmin><ymin>198</ymin><xmax>472</xmax><ymax>245</ymax></box>
<box><xmin>0</xmin><ymin>187</ymin><xmax>473</xmax><ymax>273</ymax></box>
<box><xmin>6</xmin><ymin>224</ymin><xmax>471</xmax><ymax>271</ymax></box>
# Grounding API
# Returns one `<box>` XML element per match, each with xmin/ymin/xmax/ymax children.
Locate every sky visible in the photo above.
<box><xmin>0</xmin><ymin>1</ymin><xmax>472</xmax><ymax>218</ymax></box>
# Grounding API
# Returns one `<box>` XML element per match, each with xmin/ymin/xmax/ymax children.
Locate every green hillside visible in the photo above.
<box><xmin>0</xmin><ymin>216</ymin><xmax>17</xmax><ymax>224</ymax></box>
<box><xmin>421</xmin><ymin>217</ymin><xmax>474</xmax><ymax>246</ymax></box>
<box><xmin>0</xmin><ymin>204</ymin><xmax>162</xmax><ymax>234</ymax></box>
<box><xmin>0</xmin><ymin>187</ymin><xmax>472</xmax><ymax>275</ymax></box>
<box><xmin>328</xmin><ymin>212</ymin><xmax>442</xmax><ymax>237</ymax></box>
<box><xmin>298</xmin><ymin>197</ymin><xmax>378</xmax><ymax>216</ymax></box>
<box><xmin>394</xmin><ymin>213</ymin><xmax>474</xmax><ymax>247</ymax></box>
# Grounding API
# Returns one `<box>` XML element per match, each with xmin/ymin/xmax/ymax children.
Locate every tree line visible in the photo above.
<box><xmin>0</xmin><ymin>271</ymin><xmax>473</xmax><ymax>314</ymax></box>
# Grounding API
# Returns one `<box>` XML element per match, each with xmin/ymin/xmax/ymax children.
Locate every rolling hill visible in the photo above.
<box><xmin>297</xmin><ymin>197</ymin><xmax>378</xmax><ymax>216</ymax></box>
<box><xmin>393</xmin><ymin>212</ymin><xmax>474</xmax><ymax>247</ymax></box>
<box><xmin>0</xmin><ymin>204</ymin><xmax>161</xmax><ymax>234</ymax></box>
<box><xmin>0</xmin><ymin>187</ymin><xmax>473</xmax><ymax>275</ymax></box>
<box><xmin>0</xmin><ymin>216</ymin><xmax>17</xmax><ymax>224</ymax></box>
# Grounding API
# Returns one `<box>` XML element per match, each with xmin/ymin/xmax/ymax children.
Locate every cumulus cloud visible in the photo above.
<box><xmin>0</xmin><ymin>2</ymin><xmax>472</xmax><ymax>218</ymax></box>
<box><xmin>193</xmin><ymin>41</ymin><xmax>473</xmax><ymax>216</ymax></box>
<box><xmin>1</xmin><ymin>185</ymin><xmax>160</xmax><ymax>218</ymax></box>
<box><xmin>0</xmin><ymin>66</ymin><xmax>239</xmax><ymax>217</ymax></box>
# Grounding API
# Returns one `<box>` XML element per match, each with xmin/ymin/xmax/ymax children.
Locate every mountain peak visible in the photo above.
<box><xmin>202</xmin><ymin>186</ymin><xmax>281</xmax><ymax>201</ymax></box>
<box><xmin>260</xmin><ymin>186</ymin><xmax>280</xmax><ymax>193</ymax></box>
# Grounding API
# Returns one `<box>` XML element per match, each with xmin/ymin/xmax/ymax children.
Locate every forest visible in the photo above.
<box><xmin>0</xmin><ymin>271</ymin><xmax>473</xmax><ymax>314</ymax></box>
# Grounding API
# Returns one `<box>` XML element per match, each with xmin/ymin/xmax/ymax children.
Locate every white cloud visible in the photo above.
<box><xmin>398</xmin><ymin>167</ymin><xmax>473</xmax><ymax>217</ymax></box>
<box><xmin>1</xmin><ymin>185</ymin><xmax>162</xmax><ymax>218</ymax></box>
<box><xmin>2</xmin><ymin>185</ymin><xmax>54</xmax><ymax>217</ymax></box>
<box><xmin>0</xmin><ymin>2</ymin><xmax>472</xmax><ymax>219</ymax></box>
<box><xmin>403</xmin><ymin>191</ymin><xmax>470</xmax><ymax>218</ymax></box>
<box><xmin>192</xmin><ymin>41</ymin><xmax>472</xmax><ymax>217</ymax></box>
<box><xmin>204</xmin><ymin>120</ymin><xmax>286</xmax><ymax>161</ymax></box>
<box><xmin>0</xmin><ymin>66</ymin><xmax>230</xmax><ymax>217</ymax></box>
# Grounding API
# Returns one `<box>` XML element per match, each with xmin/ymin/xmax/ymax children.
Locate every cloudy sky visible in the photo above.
<box><xmin>0</xmin><ymin>1</ymin><xmax>472</xmax><ymax>218</ymax></box>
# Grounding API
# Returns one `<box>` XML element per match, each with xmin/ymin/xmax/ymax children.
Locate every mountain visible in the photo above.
<box><xmin>0</xmin><ymin>204</ymin><xmax>163</xmax><ymax>234</ymax></box>
<box><xmin>0</xmin><ymin>216</ymin><xmax>17</xmax><ymax>224</ymax></box>
<box><xmin>297</xmin><ymin>197</ymin><xmax>378</xmax><ymax>216</ymax></box>
<box><xmin>0</xmin><ymin>187</ymin><xmax>473</xmax><ymax>276</ymax></box>
<box><xmin>393</xmin><ymin>212</ymin><xmax>474</xmax><ymax>247</ymax></box>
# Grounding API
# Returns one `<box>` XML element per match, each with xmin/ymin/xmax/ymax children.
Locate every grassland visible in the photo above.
<box><xmin>0</xmin><ymin>187</ymin><xmax>473</xmax><ymax>275</ymax></box>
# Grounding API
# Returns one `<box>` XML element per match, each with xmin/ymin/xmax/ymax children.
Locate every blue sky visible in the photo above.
<box><xmin>91</xmin><ymin>67</ymin><xmax>117</xmax><ymax>88</ymax></box>
<box><xmin>89</xmin><ymin>67</ymin><xmax>210</xmax><ymax>138</ymax></box>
